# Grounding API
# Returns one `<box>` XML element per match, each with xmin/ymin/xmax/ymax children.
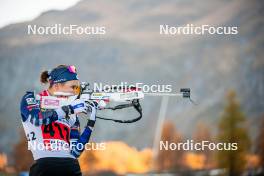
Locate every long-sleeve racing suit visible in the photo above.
<box><xmin>20</xmin><ymin>90</ymin><xmax>92</xmax><ymax>160</ymax></box>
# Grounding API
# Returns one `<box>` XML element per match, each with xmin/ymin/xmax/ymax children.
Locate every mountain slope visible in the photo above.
<box><xmin>0</xmin><ymin>0</ymin><xmax>263</xmax><ymax>153</ymax></box>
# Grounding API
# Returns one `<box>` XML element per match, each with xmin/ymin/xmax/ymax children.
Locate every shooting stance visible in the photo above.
<box><xmin>20</xmin><ymin>65</ymin><xmax>95</xmax><ymax>176</ymax></box>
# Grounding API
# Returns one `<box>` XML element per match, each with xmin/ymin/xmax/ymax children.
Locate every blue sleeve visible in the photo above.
<box><xmin>70</xmin><ymin>117</ymin><xmax>81</xmax><ymax>140</ymax></box>
<box><xmin>71</xmin><ymin>126</ymin><xmax>93</xmax><ymax>158</ymax></box>
<box><xmin>20</xmin><ymin>92</ymin><xmax>60</xmax><ymax>126</ymax></box>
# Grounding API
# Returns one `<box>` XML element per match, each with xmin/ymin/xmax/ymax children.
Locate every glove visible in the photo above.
<box><xmin>69</xmin><ymin>99</ymin><xmax>88</xmax><ymax>114</ymax></box>
<box><xmin>60</xmin><ymin>99</ymin><xmax>88</xmax><ymax>120</ymax></box>
<box><xmin>86</xmin><ymin>101</ymin><xmax>98</xmax><ymax>127</ymax></box>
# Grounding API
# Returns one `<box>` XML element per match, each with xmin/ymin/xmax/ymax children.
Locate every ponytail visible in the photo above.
<box><xmin>40</xmin><ymin>70</ymin><xmax>49</xmax><ymax>84</ymax></box>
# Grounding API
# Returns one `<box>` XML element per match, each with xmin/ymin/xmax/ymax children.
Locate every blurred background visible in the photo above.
<box><xmin>0</xmin><ymin>0</ymin><xmax>263</xmax><ymax>175</ymax></box>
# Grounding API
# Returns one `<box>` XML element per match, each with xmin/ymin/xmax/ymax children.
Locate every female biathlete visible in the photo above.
<box><xmin>20</xmin><ymin>65</ymin><xmax>96</xmax><ymax>176</ymax></box>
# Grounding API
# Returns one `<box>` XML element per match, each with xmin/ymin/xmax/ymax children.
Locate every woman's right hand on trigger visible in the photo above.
<box><xmin>87</xmin><ymin>101</ymin><xmax>98</xmax><ymax>121</ymax></box>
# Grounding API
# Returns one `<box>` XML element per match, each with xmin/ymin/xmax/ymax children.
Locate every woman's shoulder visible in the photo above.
<box><xmin>22</xmin><ymin>89</ymin><xmax>48</xmax><ymax>99</ymax></box>
<box><xmin>21</xmin><ymin>91</ymin><xmax>36</xmax><ymax>105</ymax></box>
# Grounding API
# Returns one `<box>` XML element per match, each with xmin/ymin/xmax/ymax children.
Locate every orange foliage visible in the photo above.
<box><xmin>0</xmin><ymin>153</ymin><xmax>7</xmax><ymax>170</ymax></box>
<box><xmin>246</xmin><ymin>154</ymin><xmax>260</xmax><ymax>168</ymax></box>
<box><xmin>79</xmin><ymin>141</ymin><xmax>152</xmax><ymax>175</ymax></box>
<box><xmin>184</xmin><ymin>152</ymin><xmax>206</xmax><ymax>170</ymax></box>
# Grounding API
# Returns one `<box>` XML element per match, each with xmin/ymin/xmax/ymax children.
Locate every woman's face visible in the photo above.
<box><xmin>53</xmin><ymin>80</ymin><xmax>80</xmax><ymax>95</ymax></box>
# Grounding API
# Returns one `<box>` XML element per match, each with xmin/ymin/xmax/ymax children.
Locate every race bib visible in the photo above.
<box><xmin>41</xmin><ymin>122</ymin><xmax>70</xmax><ymax>145</ymax></box>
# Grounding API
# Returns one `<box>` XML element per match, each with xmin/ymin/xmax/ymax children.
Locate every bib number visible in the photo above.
<box><xmin>42</xmin><ymin>122</ymin><xmax>70</xmax><ymax>143</ymax></box>
<box><xmin>26</xmin><ymin>131</ymin><xmax>36</xmax><ymax>141</ymax></box>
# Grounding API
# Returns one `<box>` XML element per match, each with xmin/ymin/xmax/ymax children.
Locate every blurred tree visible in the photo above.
<box><xmin>0</xmin><ymin>153</ymin><xmax>7</xmax><ymax>171</ymax></box>
<box><xmin>256</xmin><ymin>115</ymin><xmax>264</xmax><ymax>167</ymax></box>
<box><xmin>12</xmin><ymin>129</ymin><xmax>33</xmax><ymax>172</ymax></box>
<box><xmin>156</xmin><ymin>121</ymin><xmax>185</xmax><ymax>171</ymax></box>
<box><xmin>217</xmin><ymin>90</ymin><xmax>250</xmax><ymax>176</ymax></box>
<box><xmin>193</xmin><ymin>122</ymin><xmax>214</xmax><ymax>169</ymax></box>
<box><xmin>79</xmin><ymin>145</ymin><xmax>98</xmax><ymax>174</ymax></box>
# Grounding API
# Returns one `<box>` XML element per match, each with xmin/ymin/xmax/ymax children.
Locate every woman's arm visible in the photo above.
<box><xmin>20</xmin><ymin>91</ymin><xmax>65</xmax><ymax>126</ymax></box>
<box><xmin>70</xmin><ymin>103</ymin><xmax>97</xmax><ymax>158</ymax></box>
<box><xmin>70</xmin><ymin>126</ymin><xmax>93</xmax><ymax>158</ymax></box>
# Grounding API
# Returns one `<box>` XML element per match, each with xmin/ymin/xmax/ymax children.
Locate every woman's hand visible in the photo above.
<box><xmin>69</xmin><ymin>99</ymin><xmax>88</xmax><ymax>114</ymax></box>
<box><xmin>86</xmin><ymin>101</ymin><xmax>98</xmax><ymax>127</ymax></box>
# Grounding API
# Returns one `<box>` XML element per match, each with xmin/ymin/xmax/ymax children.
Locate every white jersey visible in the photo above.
<box><xmin>20</xmin><ymin>90</ymin><xmax>77</xmax><ymax>160</ymax></box>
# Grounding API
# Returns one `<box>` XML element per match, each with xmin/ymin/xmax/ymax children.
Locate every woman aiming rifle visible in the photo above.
<box><xmin>20</xmin><ymin>65</ymin><xmax>96</xmax><ymax>176</ymax></box>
